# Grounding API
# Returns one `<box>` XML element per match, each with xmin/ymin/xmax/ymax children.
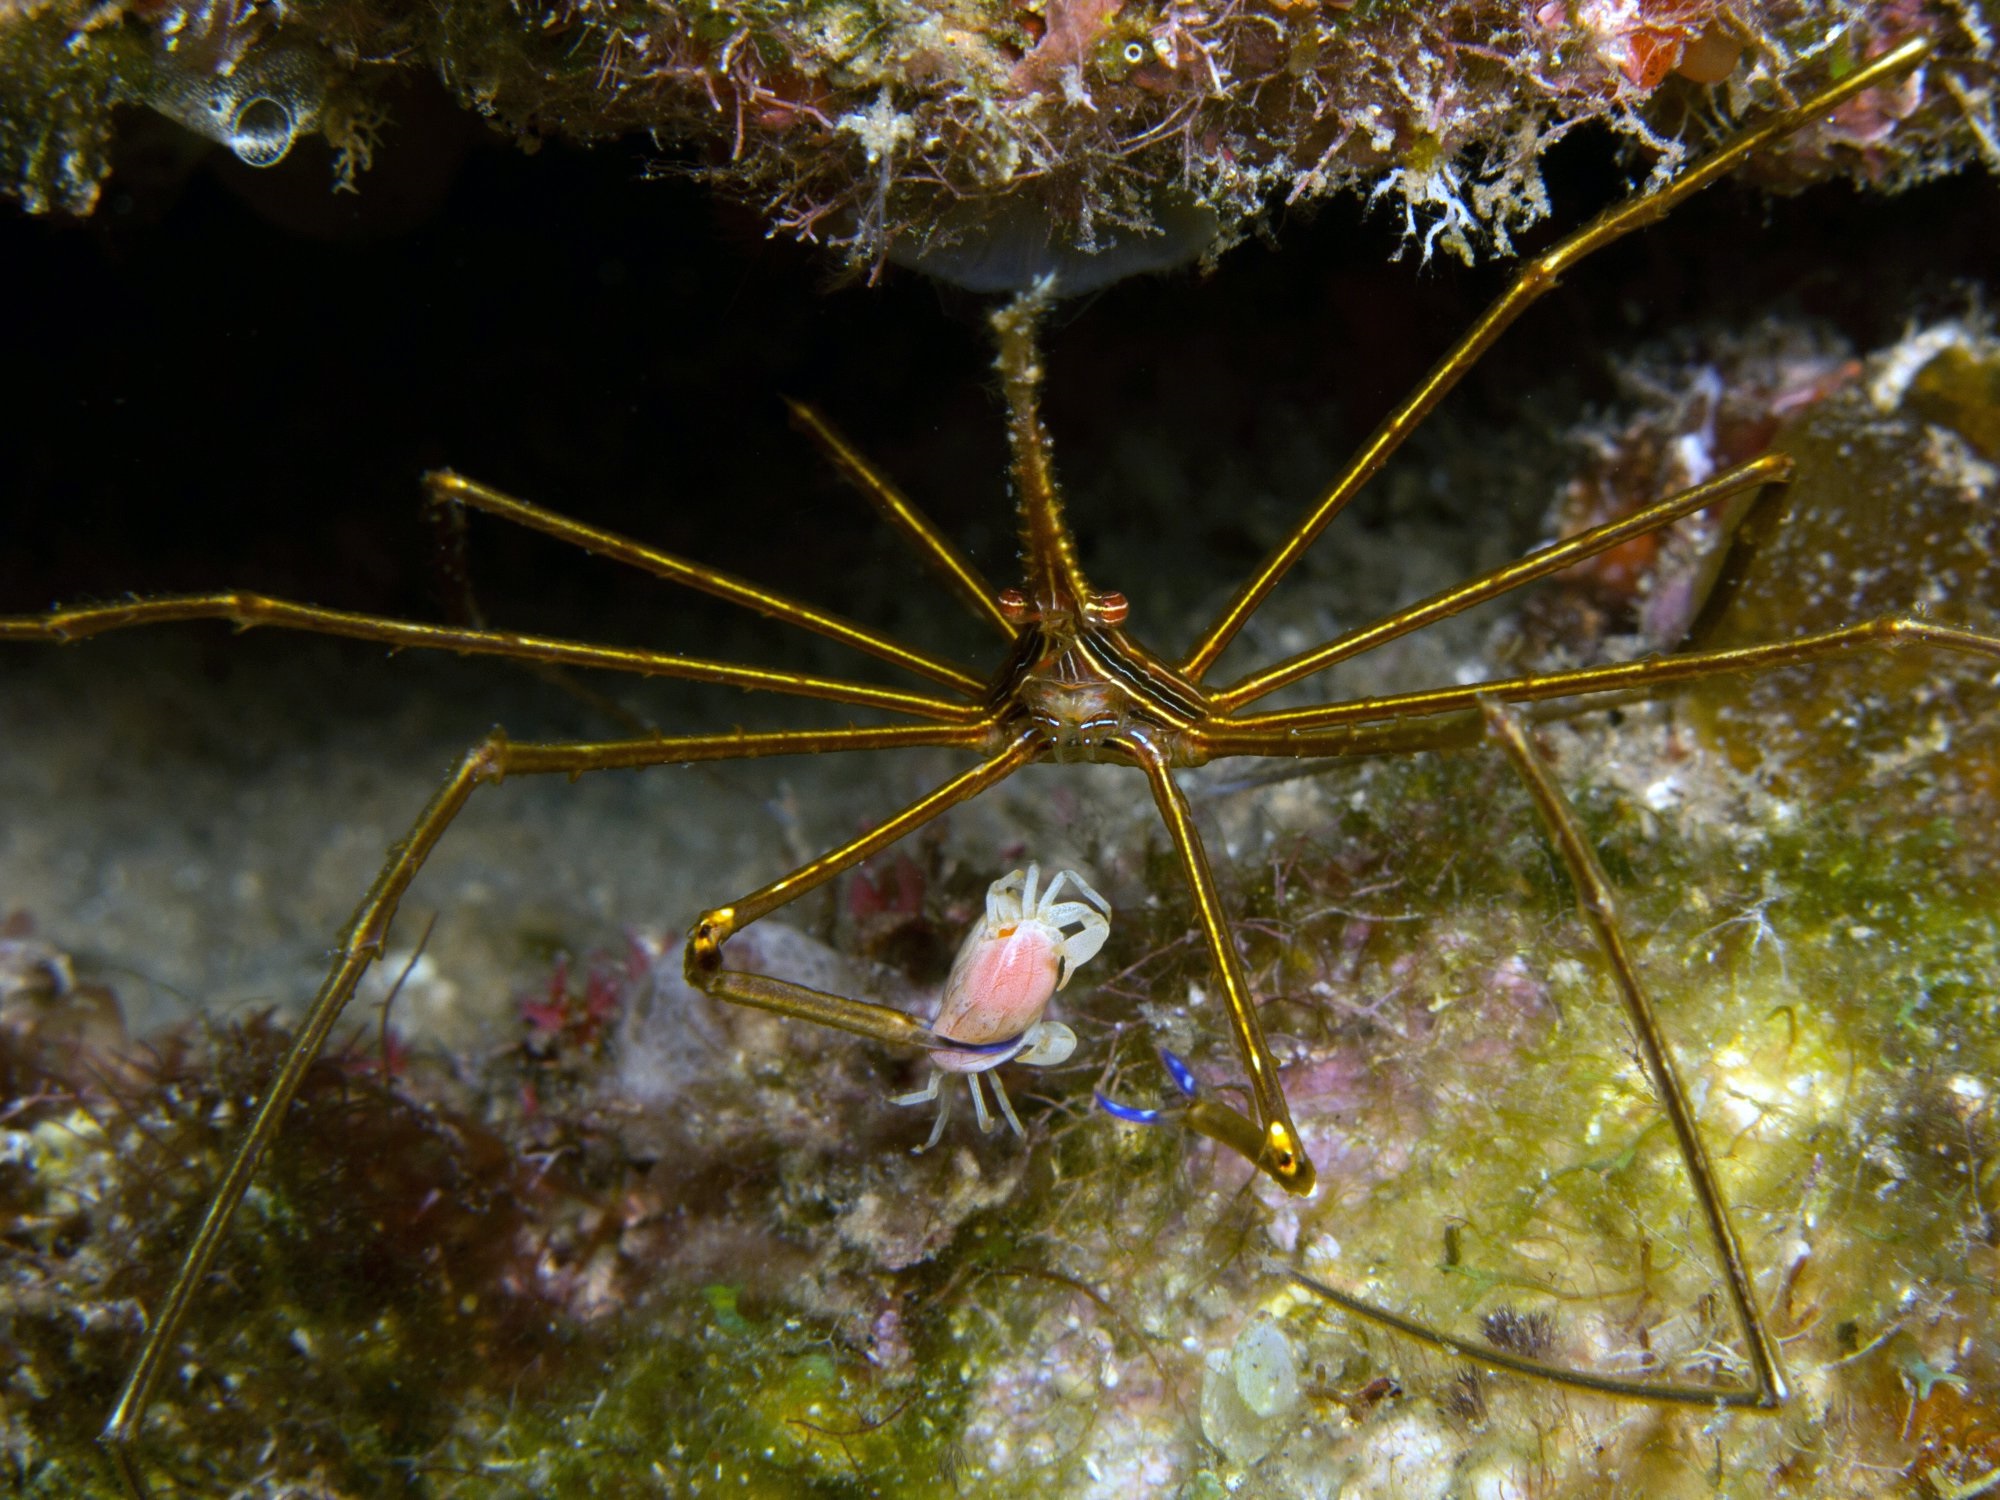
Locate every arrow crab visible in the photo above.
<box><xmin>7</xmin><ymin>34</ymin><xmax>2000</xmax><ymax>1496</ymax></box>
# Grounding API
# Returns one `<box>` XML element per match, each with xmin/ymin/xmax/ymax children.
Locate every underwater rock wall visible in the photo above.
<box><xmin>2</xmin><ymin>0</ymin><xmax>1996</xmax><ymax>274</ymax></box>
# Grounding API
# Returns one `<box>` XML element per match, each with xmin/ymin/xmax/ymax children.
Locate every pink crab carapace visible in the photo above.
<box><xmin>890</xmin><ymin>861</ymin><xmax>1110</xmax><ymax>1147</ymax></box>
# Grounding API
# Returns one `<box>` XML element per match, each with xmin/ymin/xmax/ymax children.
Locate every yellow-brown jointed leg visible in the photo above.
<box><xmin>1195</xmin><ymin>706</ymin><xmax>1490</xmax><ymax>763</ymax></box>
<box><xmin>1277</xmin><ymin>704</ymin><xmax>1788</xmax><ymax>1406</ymax></box>
<box><xmin>425</xmin><ymin>471</ymin><xmax>986</xmax><ymax>694</ymax></box>
<box><xmin>1219</xmin><ymin>616</ymin><xmax>2000</xmax><ymax>742</ymax></box>
<box><xmin>685</xmin><ymin>730</ymin><xmax>1040</xmax><ymax>1050</ymax></box>
<box><xmin>1180</xmin><ymin>37</ymin><xmax>1932</xmax><ymax>681</ymax></box>
<box><xmin>1115</xmin><ymin>730</ymin><xmax>1315</xmax><ymax>1197</ymax></box>
<box><xmin>99</xmin><ymin>720</ymin><xmax>987</xmax><ymax>1498</ymax></box>
<box><xmin>4</xmin><ymin>594</ymin><xmax>986</xmax><ymax>723</ymax></box>
<box><xmin>425</xmin><ymin>493</ymin><xmax>685</xmax><ymax>738</ymax></box>
<box><xmin>785</xmin><ymin>398</ymin><xmax>1015</xmax><ymax>639</ymax></box>
<box><xmin>1213</xmin><ymin>453</ymin><xmax>1795</xmax><ymax>710</ymax></box>
<box><xmin>1477</xmin><ymin>699</ymin><xmax>1784</xmax><ymax>1405</ymax></box>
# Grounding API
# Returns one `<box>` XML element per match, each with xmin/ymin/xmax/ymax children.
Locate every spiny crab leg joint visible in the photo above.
<box><xmin>890</xmin><ymin>863</ymin><xmax>1109</xmax><ymax>1149</ymax></box>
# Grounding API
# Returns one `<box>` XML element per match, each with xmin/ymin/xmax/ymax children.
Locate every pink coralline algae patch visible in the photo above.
<box><xmin>1538</xmin><ymin>0</ymin><xmax>1741</xmax><ymax>90</ymax></box>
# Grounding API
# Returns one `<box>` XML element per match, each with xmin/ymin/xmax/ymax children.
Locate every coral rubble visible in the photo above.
<box><xmin>2</xmin><ymin>1</ymin><xmax>1996</xmax><ymax>278</ymax></box>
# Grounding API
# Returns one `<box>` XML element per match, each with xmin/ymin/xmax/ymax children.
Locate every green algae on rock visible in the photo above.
<box><xmin>3</xmin><ymin>1</ymin><xmax>1996</xmax><ymax>279</ymax></box>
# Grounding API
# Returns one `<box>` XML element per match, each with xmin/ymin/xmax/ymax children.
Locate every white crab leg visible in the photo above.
<box><xmin>922</xmin><ymin>1086</ymin><xmax>952</xmax><ymax>1150</ymax></box>
<box><xmin>985</xmin><ymin>869</ymin><xmax>1019</xmax><ymax>924</ymax></box>
<box><xmin>889</xmin><ymin>1069</ymin><xmax>942</xmax><ymax>1109</ymax></box>
<box><xmin>988</xmin><ymin>1070</ymin><xmax>1026</xmax><ymax>1137</ymax></box>
<box><xmin>889</xmin><ymin>1067</ymin><xmax>957</xmax><ymax>1151</ymax></box>
<box><xmin>968</xmin><ymin>1072</ymin><xmax>995</xmax><ymax>1134</ymax></box>
<box><xmin>1059</xmin><ymin>869</ymin><xmax>1107</xmax><ymax>916</ymax></box>
<box><xmin>1041</xmin><ymin>901</ymin><xmax>1097</xmax><ymax>926</ymax></box>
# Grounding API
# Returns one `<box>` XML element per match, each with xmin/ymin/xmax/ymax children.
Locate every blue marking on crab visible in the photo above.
<box><xmin>1095</xmin><ymin>1047</ymin><xmax>1201</xmax><ymax>1124</ymax></box>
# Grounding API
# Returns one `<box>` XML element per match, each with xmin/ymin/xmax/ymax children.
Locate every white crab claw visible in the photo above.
<box><xmin>1016</xmin><ymin>1020</ymin><xmax>1076</xmax><ymax>1067</ymax></box>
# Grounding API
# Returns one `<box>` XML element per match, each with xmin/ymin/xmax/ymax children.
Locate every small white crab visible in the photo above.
<box><xmin>891</xmin><ymin>863</ymin><xmax>1111</xmax><ymax>1149</ymax></box>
